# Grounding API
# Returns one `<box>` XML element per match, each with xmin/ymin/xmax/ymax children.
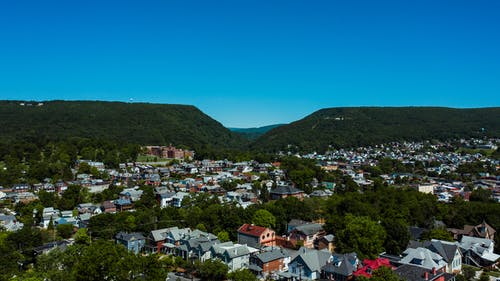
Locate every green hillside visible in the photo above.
<box><xmin>229</xmin><ymin>124</ymin><xmax>284</xmax><ymax>140</ymax></box>
<box><xmin>251</xmin><ymin>107</ymin><xmax>500</xmax><ymax>152</ymax></box>
<box><xmin>0</xmin><ymin>100</ymin><xmax>246</xmax><ymax>149</ymax></box>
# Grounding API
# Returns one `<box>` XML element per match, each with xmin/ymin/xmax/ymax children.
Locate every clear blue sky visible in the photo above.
<box><xmin>0</xmin><ymin>0</ymin><xmax>499</xmax><ymax>127</ymax></box>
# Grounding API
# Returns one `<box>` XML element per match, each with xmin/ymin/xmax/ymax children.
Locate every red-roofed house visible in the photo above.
<box><xmin>353</xmin><ymin>258</ymin><xmax>394</xmax><ymax>278</ymax></box>
<box><xmin>238</xmin><ymin>224</ymin><xmax>276</xmax><ymax>248</ymax></box>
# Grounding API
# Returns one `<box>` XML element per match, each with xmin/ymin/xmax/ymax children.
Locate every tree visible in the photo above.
<box><xmin>56</xmin><ymin>224</ymin><xmax>74</xmax><ymax>239</ymax></box>
<box><xmin>462</xmin><ymin>266</ymin><xmax>476</xmax><ymax>281</ymax></box>
<box><xmin>74</xmin><ymin>228</ymin><xmax>90</xmax><ymax>245</ymax></box>
<box><xmin>383</xmin><ymin>219</ymin><xmax>410</xmax><ymax>255</ymax></box>
<box><xmin>470</xmin><ymin>188</ymin><xmax>494</xmax><ymax>203</ymax></box>
<box><xmin>421</xmin><ymin>228</ymin><xmax>454</xmax><ymax>242</ymax></box>
<box><xmin>479</xmin><ymin>272</ymin><xmax>489</xmax><ymax>281</ymax></box>
<box><xmin>217</xmin><ymin>230</ymin><xmax>230</xmax><ymax>242</ymax></box>
<box><xmin>370</xmin><ymin>266</ymin><xmax>401</xmax><ymax>281</ymax></box>
<box><xmin>335</xmin><ymin>214</ymin><xmax>386</xmax><ymax>259</ymax></box>
<box><xmin>0</xmin><ymin>232</ymin><xmax>23</xmax><ymax>281</ymax></box>
<box><xmin>198</xmin><ymin>259</ymin><xmax>228</xmax><ymax>281</ymax></box>
<box><xmin>227</xmin><ymin>268</ymin><xmax>258</xmax><ymax>281</ymax></box>
<box><xmin>251</xmin><ymin>209</ymin><xmax>276</xmax><ymax>228</ymax></box>
<box><xmin>73</xmin><ymin>240</ymin><xmax>134</xmax><ymax>281</ymax></box>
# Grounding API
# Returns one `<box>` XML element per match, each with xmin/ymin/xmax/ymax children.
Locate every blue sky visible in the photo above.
<box><xmin>0</xmin><ymin>0</ymin><xmax>499</xmax><ymax>127</ymax></box>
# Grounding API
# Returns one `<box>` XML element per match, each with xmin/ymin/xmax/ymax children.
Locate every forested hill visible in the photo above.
<box><xmin>229</xmin><ymin>124</ymin><xmax>284</xmax><ymax>140</ymax></box>
<box><xmin>0</xmin><ymin>100</ymin><xmax>245</xmax><ymax>149</ymax></box>
<box><xmin>251</xmin><ymin>107</ymin><xmax>500</xmax><ymax>152</ymax></box>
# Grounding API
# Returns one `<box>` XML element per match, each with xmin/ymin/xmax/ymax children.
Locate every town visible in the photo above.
<box><xmin>1</xmin><ymin>138</ymin><xmax>499</xmax><ymax>281</ymax></box>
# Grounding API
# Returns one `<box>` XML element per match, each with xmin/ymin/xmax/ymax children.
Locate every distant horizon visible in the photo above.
<box><xmin>1</xmin><ymin>1</ymin><xmax>499</xmax><ymax>127</ymax></box>
<box><xmin>1</xmin><ymin>98</ymin><xmax>499</xmax><ymax>129</ymax></box>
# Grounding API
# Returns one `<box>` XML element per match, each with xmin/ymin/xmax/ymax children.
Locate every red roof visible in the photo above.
<box><xmin>353</xmin><ymin>258</ymin><xmax>393</xmax><ymax>278</ymax></box>
<box><xmin>238</xmin><ymin>224</ymin><xmax>270</xmax><ymax>237</ymax></box>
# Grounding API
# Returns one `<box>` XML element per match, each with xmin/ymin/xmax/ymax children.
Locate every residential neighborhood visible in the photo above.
<box><xmin>1</xmin><ymin>139</ymin><xmax>499</xmax><ymax>281</ymax></box>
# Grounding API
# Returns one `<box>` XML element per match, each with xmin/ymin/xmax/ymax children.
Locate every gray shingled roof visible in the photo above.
<box><xmin>115</xmin><ymin>232</ymin><xmax>145</xmax><ymax>242</ymax></box>
<box><xmin>271</xmin><ymin>185</ymin><xmax>304</xmax><ymax>195</ymax></box>
<box><xmin>322</xmin><ymin>253</ymin><xmax>358</xmax><ymax>277</ymax></box>
<box><xmin>292</xmin><ymin>247</ymin><xmax>332</xmax><ymax>273</ymax></box>
<box><xmin>294</xmin><ymin>223</ymin><xmax>324</xmax><ymax>236</ymax></box>
<box><xmin>255</xmin><ymin>248</ymin><xmax>287</xmax><ymax>263</ymax></box>
<box><xmin>400</xmin><ymin>247</ymin><xmax>447</xmax><ymax>270</ymax></box>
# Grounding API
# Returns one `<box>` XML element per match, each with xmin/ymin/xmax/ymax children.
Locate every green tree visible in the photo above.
<box><xmin>421</xmin><ymin>228</ymin><xmax>454</xmax><ymax>242</ymax></box>
<box><xmin>227</xmin><ymin>268</ymin><xmax>258</xmax><ymax>281</ymax></box>
<box><xmin>0</xmin><ymin>232</ymin><xmax>23</xmax><ymax>281</ymax></box>
<box><xmin>217</xmin><ymin>230</ymin><xmax>230</xmax><ymax>242</ymax></box>
<box><xmin>383</xmin><ymin>219</ymin><xmax>410</xmax><ymax>255</ymax></box>
<box><xmin>251</xmin><ymin>209</ymin><xmax>276</xmax><ymax>228</ymax></box>
<box><xmin>335</xmin><ymin>214</ymin><xmax>386</xmax><ymax>259</ymax></box>
<box><xmin>198</xmin><ymin>259</ymin><xmax>228</xmax><ymax>281</ymax></box>
<box><xmin>479</xmin><ymin>272</ymin><xmax>489</xmax><ymax>281</ymax></box>
<box><xmin>74</xmin><ymin>228</ymin><xmax>91</xmax><ymax>245</ymax></box>
<box><xmin>370</xmin><ymin>266</ymin><xmax>401</xmax><ymax>281</ymax></box>
<box><xmin>73</xmin><ymin>240</ymin><xmax>133</xmax><ymax>281</ymax></box>
<box><xmin>56</xmin><ymin>224</ymin><xmax>74</xmax><ymax>239</ymax></box>
<box><xmin>470</xmin><ymin>188</ymin><xmax>494</xmax><ymax>203</ymax></box>
<box><xmin>462</xmin><ymin>266</ymin><xmax>476</xmax><ymax>281</ymax></box>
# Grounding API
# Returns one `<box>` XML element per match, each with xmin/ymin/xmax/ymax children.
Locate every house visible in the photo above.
<box><xmin>78</xmin><ymin>213</ymin><xmax>92</xmax><ymax>228</ymax></box>
<box><xmin>210</xmin><ymin>242</ymin><xmax>258</xmax><ymax>272</ymax></box>
<box><xmin>172</xmin><ymin>229</ymin><xmax>218</xmax><ymax>259</ymax></box>
<box><xmin>248</xmin><ymin>247</ymin><xmax>289</xmax><ymax>278</ymax></box>
<box><xmin>147</xmin><ymin>227</ymin><xmax>215</xmax><ymax>254</ymax></box>
<box><xmin>172</xmin><ymin>192</ymin><xmax>189</xmax><ymax>207</ymax></box>
<box><xmin>321</xmin><ymin>252</ymin><xmax>359</xmax><ymax>281</ymax></box>
<box><xmin>409</xmin><ymin>239</ymin><xmax>462</xmax><ymax>274</ymax></box>
<box><xmin>147</xmin><ymin>227</ymin><xmax>171</xmax><ymax>253</ymax></box>
<box><xmin>315</xmin><ymin>234</ymin><xmax>335</xmax><ymax>252</ymax></box>
<box><xmin>114</xmin><ymin>198</ymin><xmax>133</xmax><ymax>212</ymax></box>
<box><xmin>238</xmin><ymin>224</ymin><xmax>276</xmax><ymax>248</ymax></box>
<box><xmin>157</xmin><ymin>191</ymin><xmax>176</xmax><ymax>208</ymax></box>
<box><xmin>115</xmin><ymin>232</ymin><xmax>146</xmax><ymax>254</ymax></box>
<box><xmin>287</xmin><ymin>219</ymin><xmax>310</xmax><ymax>233</ymax></box>
<box><xmin>289</xmin><ymin>247</ymin><xmax>332</xmax><ymax>280</ymax></box>
<box><xmin>119</xmin><ymin>187</ymin><xmax>143</xmax><ymax>202</ymax></box>
<box><xmin>398</xmin><ymin>247</ymin><xmax>448</xmax><ymax>272</ymax></box>
<box><xmin>101</xmin><ymin>200</ymin><xmax>116</xmax><ymax>213</ymax></box>
<box><xmin>395</xmin><ymin>264</ymin><xmax>456</xmax><ymax>281</ymax></box>
<box><xmin>77</xmin><ymin>203</ymin><xmax>101</xmax><ymax>215</ymax></box>
<box><xmin>41</xmin><ymin>207</ymin><xmax>60</xmax><ymax>228</ymax></box>
<box><xmin>176</xmin><ymin>235</ymin><xmax>220</xmax><ymax>261</ymax></box>
<box><xmin>270</xmin><ymin>185</ymin><xmax>305</xmax><ymax>200</ymax></box>
<box><xmin>288</xmin><ymin>222</ymin><xmax>325</xmax><ymax>249</ymax></box>
<box><xmin>0</xmin><ymin>214</ymin><xmax>24</xmax><ymax>231</ymax></box>
<box><xmin>33</xmin><ymin>240</ymin><xmax>72</xmax><ymax>257</ymax></box>
<box><xmin>448</xmin><ymin>221</ymin><xmax>496</xmax><ymax>241</ymax></box>
<box><xmin>409</xmin><ymin>226</ymin><xmax>427</xmax><ymax>241</ymax></box>
<box><xmin>353</xmin><ymin>258</ymin><xmax>393</xmax><ymax>278</ymax></box>
<box><xmin>459</xmin><ymin>236</ymin><xmax>500</xmax><ymax>268</ymax></box>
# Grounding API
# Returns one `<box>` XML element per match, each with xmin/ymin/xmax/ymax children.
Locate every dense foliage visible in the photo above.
<box><xmin>252</xmin><ymin>107</ymin><xmax>500</xmax><ymax>152</ymax></box>
<box><xmin>0</xmin><ymin>100</ymin><xmax>245</xmax><ymax>149</ymax></box>
<box><xmin>0</xmin><ymin>138</ymin><xmax>140</xmax><ymax>186</ymax></box>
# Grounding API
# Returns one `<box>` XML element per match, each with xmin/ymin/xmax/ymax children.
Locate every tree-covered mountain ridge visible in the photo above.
<box><xmin>0</xmin><ymin>100</ymin><xmax>246</xmax><ymax>149</ymax></box>
<box><xmin>1</xmin><ymin>101</ymin><xmax>499</xmax><ymax>153</ymax></box>
<box><xmin>251</xmin><ymin>107</ymin><xmax>500</xmax><ymax>152</ymax></box>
